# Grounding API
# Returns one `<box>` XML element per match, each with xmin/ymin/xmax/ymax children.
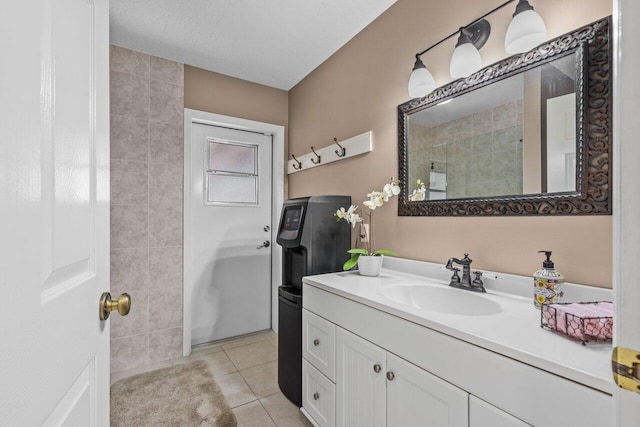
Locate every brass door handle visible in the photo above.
<box><xmin>99</xmin><ymin>292</ymin><xmax>131</xmax><ymax>320</ymax></box>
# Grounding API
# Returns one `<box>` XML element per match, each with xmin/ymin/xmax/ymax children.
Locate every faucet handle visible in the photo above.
<box><xmin>473</xmin><ymin>270</ymin><xmax>483</xmax><ymax>284</ymax></box>
<box><xmin>472</xmin><ymin>271</ymin><xmax>486</xmax><ymax>292</ymax></box>
<box><xmin>450</xmin><ymin>267</ymin><xmax>461</xmax><ymax>283</ymax></box>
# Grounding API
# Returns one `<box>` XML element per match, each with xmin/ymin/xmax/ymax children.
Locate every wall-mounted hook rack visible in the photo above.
<box><xmin>333</xmin><ymin>138</ymin><xmax>346</xmax><ymax>158</ymax></box>
<box><xmin>291</xmin><ymin>154</ymin><xmax>302</xmax><ymax>170</ymax></box>
<box><xmin>310</xmin><ymin>146</ymin><xmax>321</xmax><ymax>164</ymax></box>
<box><xmin>287</xmin><ymin>131</ymin><xmax>373</xmax><ymax>174</ymax></box>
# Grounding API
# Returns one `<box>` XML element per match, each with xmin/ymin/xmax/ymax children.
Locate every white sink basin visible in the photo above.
<box><xmin>379</xmin><ymin>282</ymin><xmax>502</xmax><ymax>316</ymax></box>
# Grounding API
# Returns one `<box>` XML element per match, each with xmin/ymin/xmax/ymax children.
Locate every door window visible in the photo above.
<box><xmin>205</xmin><ymin>139</ymin><xmax>259</xmax><ymax>205</ymax></box>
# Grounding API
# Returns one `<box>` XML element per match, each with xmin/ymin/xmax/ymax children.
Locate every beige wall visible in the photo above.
<box><xmin>110</xmin><ymin>46</ymin><xmax>185</xmax><ymax>375</ymax></box>
<box><xmin>184</xmin><ymin>65</ymin><xmax>288</xmax><ymax>129</ymax></box>
<box><xmin>288</xmin><ymin>0</ymin><xmax>612</xmax><ymax>287</ymax></box>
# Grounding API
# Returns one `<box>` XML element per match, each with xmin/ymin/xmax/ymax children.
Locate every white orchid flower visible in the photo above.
<box><xmin>391</xmin><ymin>182</ymin><xmax>401</xmax><ymax>195</ymax></box>
<box><xmin>364</xmin><ymin>191</ymin><xmax>384</xmax><ymax>209</ymax></box>
<box><xmin>335</xmin><ymin>205</ymin><xmax>362</xmax><ymax>227</ymax></box>
<box><xmin>335</xmin><ymin>207</ymin><xmax>348</xmax><ymax>220</ymax></box>
<box><xmin>383</xmin><ymin>180</ymin><xmax>401</xmax><ymax>198</ymax></box>
<box><xmin>349</xmin><ymin>213</ymin><xmax>362</xmax><ymax>227</ymax></box>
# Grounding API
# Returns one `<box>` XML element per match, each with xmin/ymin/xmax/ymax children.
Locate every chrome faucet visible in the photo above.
<box><xmin>445</xmin><ymin>253</ymin><xmax>486</xmax><ymax>293</ymax></box>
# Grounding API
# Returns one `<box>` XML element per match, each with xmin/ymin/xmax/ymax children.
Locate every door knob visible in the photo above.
<box><xmin>99</xmin><ymin>292</ymin><xmax>131</xmax><ymax>320</ymax></box>
<box><xmin>373</xmin><ymin>364</ymin><xmax>382</xmax><ymax>373</ymax></box>
<box><xmin>386</xmin><ymin>371</ymin><xmax>395</xmax><ymax>381</ymax></box>
<box><xmin>257</xmin><ymin>240</ymin><xmax>271</xmax><ymax>249</ymax></box>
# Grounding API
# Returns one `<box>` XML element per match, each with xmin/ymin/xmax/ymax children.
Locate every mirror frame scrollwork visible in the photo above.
<box><xmin>397</xmin><ymin>17</ymin><xmax>611</xmax><ymax>216</ymax></box>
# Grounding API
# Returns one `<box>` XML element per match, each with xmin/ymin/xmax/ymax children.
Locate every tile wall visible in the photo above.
<box><xmin>109</xmin><ymin>45</ymin><xmax>185</xmax><ymax>374</ymax></box>
<box><xmin>408</xmin><ymin>99</ymin><xmax>524</xmax><ymax>199</ymax></box>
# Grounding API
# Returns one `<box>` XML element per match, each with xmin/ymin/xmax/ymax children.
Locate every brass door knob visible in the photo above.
<box><xmin>99</xmin><ymin>292</ymin><xmax>131</xmax><ymax>320</ymax></box>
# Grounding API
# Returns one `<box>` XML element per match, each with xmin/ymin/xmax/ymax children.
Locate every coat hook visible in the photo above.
<box><xmin>310</xmin><ymin>146</ymin><xmax>321</xmax><ymax>164</ymax></box>
<box><xmin>333</xmin><ymin>137</ymin><xmax>346</xmax><ymax>158</ymax></box>
<box><xmin>291</xmin><ymin>154</ymin><xmax>302</xmax><ymax>170</ymax></box>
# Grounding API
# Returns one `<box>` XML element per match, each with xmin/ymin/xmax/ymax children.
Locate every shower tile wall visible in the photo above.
<box><xmin>109</xmin><ymin>45</ymin><xmax>185</xmax><ymax>374</ymax></box>
<box><xmin>409</xmin><ymin>99</ymin><xmax>523</xmax><ymax>199</ymax></box>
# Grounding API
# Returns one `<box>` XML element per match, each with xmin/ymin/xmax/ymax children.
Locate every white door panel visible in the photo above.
<box><xmin>0</xmin><ymin>0</ymin><xmax>110</xmax><ymax>425</ymax></box>
<box><xmin>187</xmin><ymin>123</ymin><xmax>272</xmax><ymax>345</ymax></box>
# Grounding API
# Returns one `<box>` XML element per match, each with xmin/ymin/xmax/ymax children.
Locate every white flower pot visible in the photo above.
<box><xmin>357</xmin><ymin>255</ymin><xmax>384</xmax><ymax>277</ymax></box>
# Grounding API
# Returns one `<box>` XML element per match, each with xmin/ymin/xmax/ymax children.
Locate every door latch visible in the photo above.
<box><xmin>612</xmin><ymin>346</ymin><xmax>640</xmax><ymax>394</ymax></box>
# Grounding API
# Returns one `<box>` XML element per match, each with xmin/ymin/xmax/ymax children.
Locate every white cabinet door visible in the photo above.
<box><xmin>387</xmin><ymin>353</ymin><xmax>469</xmax><ymax>427</ymax></box>
<box><xmin>336</xmin><ymin>327</ymin><xmax>386</xmax><ymax>427</ymax></box>
<box><xmin>469</xmin><ymin>396</ymin><xmax>530</xmax><ymax>427</ymax></box>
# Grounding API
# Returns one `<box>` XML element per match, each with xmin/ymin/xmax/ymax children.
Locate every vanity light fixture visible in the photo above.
<box><xmin>505</xmin><ymin>0</ymin><xmax>547</xmax><ymax>54</ymax></box>
<box><xmin>408</xmin><ymin>56</ymin><xmax>436</xmax><ymax>98</ymax></box>
<box><xmin>449</xmin><ymin>20</ymin><xmax>491</xmax><ymax>78</ymax></box>
<box><xmin>407</xmin><ymin>0</ymin><xmax>547</xmax><ymax>98</ymax></box>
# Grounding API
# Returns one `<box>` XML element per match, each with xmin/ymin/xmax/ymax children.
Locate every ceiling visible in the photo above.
<box><xmin>110</xmin><ymin>0</ymin><xmax>397</xmax><ymax>90</ymax></box>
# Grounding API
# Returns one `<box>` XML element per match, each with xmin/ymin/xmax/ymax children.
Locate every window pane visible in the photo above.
<box><xmin>207</xmin><ymin>174</ymin><xmax>257</xmax><ymax>204</ymax></box>
<box><xmin>208</xmin><ymin>140</ymin><xmax>256</xmax><ymax>174</ymax></box>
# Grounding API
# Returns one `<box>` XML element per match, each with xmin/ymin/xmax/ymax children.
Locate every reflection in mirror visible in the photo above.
<box><xmin>407</xmin><ymin>53</ymin><xmax>577</xmax><ymax>201</ymax></box>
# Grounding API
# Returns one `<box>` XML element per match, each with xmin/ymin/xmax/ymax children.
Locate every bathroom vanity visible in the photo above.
<box><xmin>300</xmin><ymin>258</ymin><xmax>613</xmax><ymax>427</ymax></box>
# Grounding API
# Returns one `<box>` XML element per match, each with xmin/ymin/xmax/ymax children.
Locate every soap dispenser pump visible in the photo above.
<box><xmin>533</xmin><ymin>251</ymin><xmax>564</xmax><ymax>308</ymax></box>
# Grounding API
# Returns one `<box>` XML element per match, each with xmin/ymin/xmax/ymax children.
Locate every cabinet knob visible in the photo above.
<box><xmin>373</xmin><ymin>364</ymin><xmax>381</xmax><ymax>373</ymax></box>
<box><xmin>386</xmin><ymin>371</ymin><xmax>395</xmax><ymax>381</ymax></box>
<box><xmin>313</xmin><ymin>392</ymin><xmax>320</xmax><ymax>400</ymax></box>
<box><xmin>313</xmin><ymin>339</ymin><xmax>320</xmax><ymax>346</ymax></box>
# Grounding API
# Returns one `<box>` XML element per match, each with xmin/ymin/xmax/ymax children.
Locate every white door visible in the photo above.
<box><xmin>187</xmin><ymin>123</ymin><xmax>273</xmax><ymax>346</ymax></box>
<box><xmin>387</xmin><ymin>353</ymin><xmax>468</xmax><ymax>427</ymax></box>
<box><xmin>336</xmin><ymin>328</ymin><xmax>386</xmax><ymax>427</ymax></box>
<box><xmin>614</xmin><ymin>0</ymin><xmax>640</xmax><ymax>424</ymax></box>
<box><xmin>0</xmin><ymin>0</ymin><xmax>110</xmax><ymax>425</ymax></box>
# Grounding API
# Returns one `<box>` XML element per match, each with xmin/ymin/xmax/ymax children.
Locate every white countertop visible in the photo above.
<box><xmin>303</xmin><ymin>258</ymin><xmax>614</xmax><ymax>394</ymax></box>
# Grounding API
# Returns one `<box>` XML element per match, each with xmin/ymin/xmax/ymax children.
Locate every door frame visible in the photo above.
<box><xmin>183</xmin><ymin>109</ymin><xmax>285</xmax><ymax>356</ymax></box>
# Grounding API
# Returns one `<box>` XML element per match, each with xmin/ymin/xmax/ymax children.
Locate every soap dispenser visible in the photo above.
<box><xmin>533</xmin><ymin>251</ymin><xmax>564</xmax><ymax>308</ymax></box>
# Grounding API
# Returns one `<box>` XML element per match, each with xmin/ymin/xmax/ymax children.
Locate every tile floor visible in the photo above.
<box><xmin>111</xmin><ymin>330</ymin><xmax>313</xmax><ymax>427</ymax></box>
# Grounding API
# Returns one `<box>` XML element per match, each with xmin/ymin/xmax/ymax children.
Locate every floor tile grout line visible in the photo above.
<box><xmin>259</xmin><ymin>398</ymin><xmax>279</xmax><ymax>427</ymax></box>
<box><xmin>237</xmin><ymin>358</ymin><xmax>279</xmax><ymax>376</ymax></box>
<box><xmin>222</xmin><ymin>348</ymin><xmax>241</xmax><ymax>372</ymax></box>
<box><xmin>220</xmin><ymin>335</ymin><xmax>270</xmax><ymax>352</ymax></box>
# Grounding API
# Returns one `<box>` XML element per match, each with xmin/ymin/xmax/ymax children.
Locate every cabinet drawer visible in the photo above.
<box><xmin>303</xmin><ymin>309</ymin><xmax>336</xmax><ymax>381</ymax></box>
<box><xmin>303</xmin><ymin>359</ymin><xmax>336</xmax><ymax>427</ymax></box>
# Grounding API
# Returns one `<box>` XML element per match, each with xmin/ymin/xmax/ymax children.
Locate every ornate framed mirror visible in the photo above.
<box><xmin>397</xmin><ymin>17</ymin><xmax>611</xmax><ymax>216</ymax></box>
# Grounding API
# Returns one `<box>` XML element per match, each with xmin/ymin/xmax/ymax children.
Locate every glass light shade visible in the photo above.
<box><xmin>408</xmin><ymin>66</ymin><xmax>436</xmax><ymax>98</ymax></box>
<box><xmin>449</xmin><ymin>42</ymin><xmax>482</xmax><ymax>78</ymax></box>
<box><xmin>505</xmin><ymin>9</ymin><xmax>547</xmax><ymax>54</ymax></box>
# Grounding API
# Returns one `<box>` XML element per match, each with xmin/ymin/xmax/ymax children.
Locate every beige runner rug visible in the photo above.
<box><xmin>110</xmin><ymin>359</ymin><xmax>237</xmax><ymax>427</ymax></box>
